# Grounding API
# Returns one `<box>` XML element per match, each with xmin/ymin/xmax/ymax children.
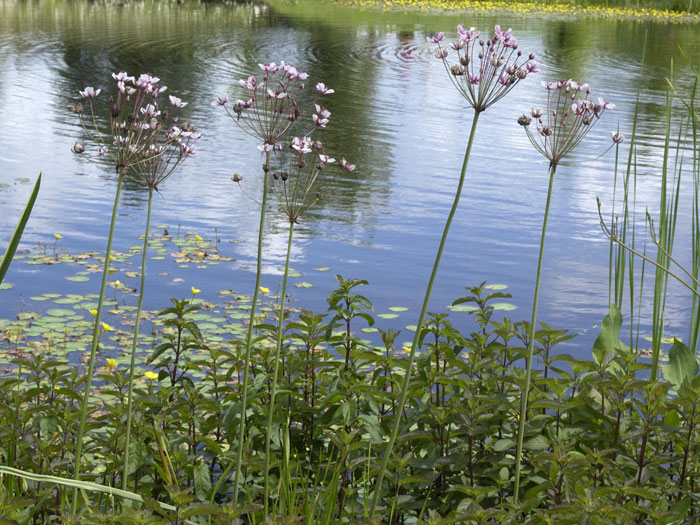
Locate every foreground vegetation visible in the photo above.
<box><xmin>0</xmin><ymin>18</ymin><xmax>699</xmax><ymax>525</ymax></box>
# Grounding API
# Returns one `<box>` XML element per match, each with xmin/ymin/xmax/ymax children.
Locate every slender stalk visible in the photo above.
<box><xmin>264</xmin><ymin>221</ymin><xmax>295</xmax><ymax>518</ymax></box>
<box><xmin>513</xmin><ymin>161</ymin><xmax>557</xmax><ymax>502</ymax></box>
<box><xmin>233</xmin><ymin>152</ymin><xmax>271</xmax><ymax>505</ymax></box>
<box><xmin>368</xmin><ymin>110</ymin><xmax>481</xmax><ymax>518</ymax></box>
<box><xmin>71</xmin><ymin>173</ymin><xmax>124</xmax><ymax>513</ymax></box>
<box><xmin>122</xmin><ymin>186</ymin><xmax>153</xmax><ymax>491</ymax></box>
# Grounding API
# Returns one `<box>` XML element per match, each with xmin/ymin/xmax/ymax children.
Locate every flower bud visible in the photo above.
<box><xmin>72</xmin><ymin>142</ymin><xmax>85</xmax><ymax>154</ymax></box>
<box><xmin>232</xmin><ymin>173</ymin><xmax>243</xmax><ymax>182</ymax></box>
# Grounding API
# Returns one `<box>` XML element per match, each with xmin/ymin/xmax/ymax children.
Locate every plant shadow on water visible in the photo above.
<box><xmin>1</xmin><ymin>2</ymin><xmax>700</xmax><ymax>523</ymax></box>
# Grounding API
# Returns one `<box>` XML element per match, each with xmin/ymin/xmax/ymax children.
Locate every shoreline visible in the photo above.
<box><xmin>328</xmin><ymin>0</ymin><xmax>700</xmax><ymax>23</ymax></box>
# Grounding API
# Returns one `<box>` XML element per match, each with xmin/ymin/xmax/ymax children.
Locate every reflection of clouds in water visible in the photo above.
<box><xmin>1</xmin><ymin>2</ymin><xmax>700</xmax><ymax>357</ymax></box>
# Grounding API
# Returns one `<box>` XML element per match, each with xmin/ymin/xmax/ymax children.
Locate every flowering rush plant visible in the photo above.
<box><xmin>517</xmin><ymin>79</ymin><xmax>616</xmax><ymax>166</ymax></box>
<box><xmin>217</xmin><ymin>61</ymin><xmax>334</xmax><ymax>152</ymax></box>
<box><xmin>269</xmin><ymin>136</ymin><xmax>355</xmax><ymax>224</ymax></box>
<box><xmin>427</xmin><ymin>25</ymin><xmax>539</xmax><ymax>112</ymax></box>
<box><xmin>72</xmin><ymin>72</ymin><xmax>199</xmax><ymax>182</ymax></box>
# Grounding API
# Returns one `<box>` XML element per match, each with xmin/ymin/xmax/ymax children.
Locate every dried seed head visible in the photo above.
<box><xmin>71</xmin><ymin>102</ymin><xmax>84</xmax><ymax>114</ymax></box>
<box><xmin>517</xmin><ymin>115</ymin><xmax>531</xmax><ymax>127</ymax></box>
<box><xmin>232</xmin><ymin>173</ymin><xmax>243</xmax><ymax>183</ymax></box>
<box><xmin>72</xmin><ymin>142</ymin><xmax>85</xmax><ymax>154</ymax></box>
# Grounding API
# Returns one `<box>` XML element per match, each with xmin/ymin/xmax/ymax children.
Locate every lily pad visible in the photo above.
<box><xmin>378</xmin><ymin>313</ymin><xmax>399</xmax><ymax>319</ymax></box>
<box><xmin>314</xmin><ymin>267</ymin><xmax>330</xmax><ymax>271</ymax></box>
<box><xmin>491</xmin><ymin>303</ymin><xmax>517</xmax><ymax>311</ymax></box>
<box><xmin>66</xmin><ymin>275</ymin><xmax>90</xmax><ymax>282</ymax></box>
<box><xmin>46</xmin><ymin>308</ymin><xmax>77</xmax><ymax>317</ymax></box>
<box><xmin>295</xmin><ymin>282</ymin><xmax>313</xmax><ymax>288</ymax></box>
<box><xmin>0</xmin><ymin>282</ymin><xmax>14</xmax><ymax>290</ymax></box>
<box><xmin>484</xmin><ymin>284</ymin><xmax>508</xmax><ymax>290</ymax></box>
<box><xmin>448</xmin><ymin>304</ymin><xmax>479</xmax><ymax>312</ymax></box>
<box><xmin>388</xmin><ymin>306</ymin><xmax>409</xmax><ymax>312</ymax></box>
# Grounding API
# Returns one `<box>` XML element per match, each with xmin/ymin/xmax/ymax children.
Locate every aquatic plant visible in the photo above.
<box><xmin>70</xmin><ymin>71</ymin><xmax>194</xmax><ymax>509</ymax></box>
<box><xmin>119</xmin><ymin>91</ymin><xmax>198</xmax><ymax>493</ymax></box>
<box><xmin>217</xmin><ymin>62</ymin><xmax>334</xmax><ymax>506</ymax></box>
<box><xmin>260</xmin><ymin>136</ymin><xmax>353</xmax><ymax>517</ymax></box>
<box><xmin>513</xmin><ymin>78</ymin><xmax>614</xmax><ymax>500</ymax></box>
<box><xmin>370</xmin><ymin>25</ymin><xmax>538</xmax><ymax>517</ymax></box>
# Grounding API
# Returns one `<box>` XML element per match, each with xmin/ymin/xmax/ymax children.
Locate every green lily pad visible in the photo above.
<box><xmin>314</xmin><ymin>267</ymin><xmax>330</xmax><ymax>271</ymax></box>
<box><xmin>378</xmin><ymin>313</ymin><xmax>399</xmax><ymax>319</ymax></box>
<box><xmin>484</xmin><ymin>284</ymin><xmax>508</xmax><ymax>290</ymax></box>
<box><xmin>448</xmin><ymin>304</ymin><xmax>478</xmax><ymax>312</ymax></box>
<box><xmin>295</xmin><ymin>282</ymin><xmax>313</xmax><ymax>288</ymax></box>
<box><xmin>46</xmin><ymin>308</ymin><xmax>77</xmax><ymax>317</ymax></box>
<box><xmin>388</xmin><ymin>306</ymin><xmax>409</xmax><ymax>312</ymax></box>
<box><xmin>491</xmin><ymin>303</ymin><xmax>517</xmax><ymax>311</ymax></box>
<box><xmin>0</xmin><ymin>282</ymin><xmax>14</xmax><ymax>290</ymax></box>
<box><xmin>66</xmin><ymin>275</ymin><xmax>90</xmax><ymax>282</ymax></box>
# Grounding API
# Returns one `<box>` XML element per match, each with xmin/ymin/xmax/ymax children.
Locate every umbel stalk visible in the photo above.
<box><xmin>233</xmin><ymin>151</ymin><xmax>271</xmax><ymax>504</ymax></box>
<box><xmin>263</xmin><ymin>221</ymin><xmax>295</xmax><ymax>517</ymax></box>
<box><xmin>72</xmin><ymin>173</ymin><xmax>124</xmax><ymax>512</ymax></box>
<box><xmin>122</xmin><ymin>186</ymin><xmax>154</xmax><ymax>491</ymax></box>
<box><xmin>369</xmin><ymin>110</ymin><xmax>481</xmax><ymax>518</ymax></box>
<box><xmin>513</xmin><ymin>161</ymin><xmax>557</xmax><ymax>501</ymax></box>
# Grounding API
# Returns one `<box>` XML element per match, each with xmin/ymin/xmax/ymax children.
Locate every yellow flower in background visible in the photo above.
<box><xmin>53</xmin><ymin>233</ymin><xmax>63</xmax><ymax>240</ymax></box>
<box><xmin>259</xmin><ymin>286</ymin><xmax>269</xmax><ymax>294</ymax></box>
<box><xmin>88</xmin><ymin>309</ymin><xmax>98</xmax><ymax>317</ymax></box>
<box><xmin>145</xmin><ymin>371</ymin><xmax>158</xmax><ymax>381</ymax></box>
<box><xmin>195</xmin><ymin>234</ymin><xmax>203</xmax><ymax>241</ymax></box>
<box><xmin>106</xmin><ymin>358</ymin><xmax>118</xmax><ymax>369</ymax></box>
<box><xmin>191</xmin><ymin>286</ymin><xmax>201</xmax><ymax>296</ymax></box>
<box><xmin>101</xmin><ymin>322</ymin><xmax>114</xmax><ymax>332</ymax></box>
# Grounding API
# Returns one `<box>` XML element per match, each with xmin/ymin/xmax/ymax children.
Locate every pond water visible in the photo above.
<box><xmin>1</xmin><ymin>0</ymin><xmax>699</xmax><ymax>361</ymax></box>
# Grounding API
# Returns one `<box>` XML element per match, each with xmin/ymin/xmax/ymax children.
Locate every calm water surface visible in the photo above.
<box><xmin>1</xmin><ymin>0</ymin><xmax>699</xmax><ymax>358</ymax></box>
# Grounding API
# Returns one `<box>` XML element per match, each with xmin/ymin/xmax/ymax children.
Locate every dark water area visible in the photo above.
<box><xmin>1</xmin><ymin>0</ymin><xmax>699</xmax><ymax>362</ymax></box>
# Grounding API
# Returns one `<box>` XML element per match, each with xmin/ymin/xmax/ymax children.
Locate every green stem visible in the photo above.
<box><xmin>71</xmin><ymin>173</ymin><xmax>124</xmax><ymax>513</ymax></box>
<box><xmin>264</xmin><ymin>221</ymin><xmax>295</xmax><ymax>518</ymax></box>
<box><xmin>122</xmin><ymin>186</ymin><xmax>153</xmax><ymax>492</ymax></box>
<box><xmin>233</xmin><ymin>153</ymin><xmax>270</xmax><ymax>505</ymax></box>
<box><xmin>513</xmin><ymin>161</ymin><xmax>557</xmax><ymax>502</ymax></box>
<box><xmin>368</xmin><ymin>110</ymin><xmax>481</xmax><ymax>518</ymax></box>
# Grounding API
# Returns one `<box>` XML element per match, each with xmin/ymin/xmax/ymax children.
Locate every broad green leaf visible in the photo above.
<box><xmin>663</xmin><ymin>340</ymin><xmax>698</xmax><ymax>388</ymax></box>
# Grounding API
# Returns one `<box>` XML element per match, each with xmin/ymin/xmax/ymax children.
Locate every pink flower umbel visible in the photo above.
<box><xmin>72</xmin><ymin>71</ymin><xmax>198</xmax><ymax>184</ymax></box>
<box><xmin>270</xmin><ymin>137</ymin><xmax>351</xmax><ymax>224</ymax></box>
<box><xmin>511</xmin><ymin>78</ymin><xmax>613</xmax><ymax>504</ymax></box>
<box><xmin>428</xmin><ymin>25</ymin><xmax>538</xmax><ymax>112</ymax></box>
<box><xmin>218</xmin><ymin>62</ymin><xmax>333</xmax><ymax>150</ymax></box>
<box><xmin>518</xmin><ymin>79</ymin><xmax>614</xmax><ymax>167</ymax></box>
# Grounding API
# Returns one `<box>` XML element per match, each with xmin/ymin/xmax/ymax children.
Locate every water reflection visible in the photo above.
<box><xmin>1</xmin><ymin>0</ymin><xmax>699</xmax><ymax>357</ymax></box>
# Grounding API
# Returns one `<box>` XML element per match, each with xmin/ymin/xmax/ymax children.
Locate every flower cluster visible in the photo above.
<box><xmin>218</xmin><ymin>62</ymin><xmax>333</xmax><ymax>151</ymax></box>
<box><xmin>72</xmin><ymin>72</ymin><xmax>198</xmax><ymax>186</ymax></box>
<box><xmin>517</xmin><ymin>79</ymin><xmax>614</xmax><ymax>166</ymax></box>
<box><xmin>427</xmin><ymin>25</ymin><xmax>538</xmax><ymax>112</ymax></box>
<box><xmin>270</xmin><ymin>136</ymin><xmax>355</xmax><ymax>223</ymax></box>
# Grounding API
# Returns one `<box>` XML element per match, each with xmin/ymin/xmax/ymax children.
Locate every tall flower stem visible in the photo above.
<box><xmin>72</xmin><ymin>173</ymin><xmax>124</xmax><ymax>513</ymax></box>
<box><xmin>369</xmin><ymin>111</ymin><xmax>481</xmax><ymax>518</ymax></box>
<box><xmin>233</xmin><ymin>151</ymin><xmax>271</xmax><ymax>505</ymax></box>
<box><xmin>263</xmin><ymin>220</ymin><xmax>295</xmax><ymax>518</ymax></box>
<box><xmin>513</xmin><ymin>161</ymin><xmax>557</xmax><ymax>502</ymax></box>
<box><xmin>122</xmin><ymin>186</ymin><xmax>153</xmax><ymax>492</ymax></box>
